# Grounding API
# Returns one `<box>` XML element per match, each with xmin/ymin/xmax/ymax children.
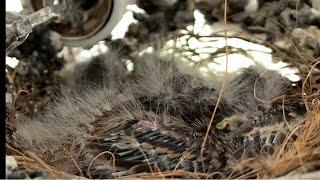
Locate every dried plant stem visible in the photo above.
<box><xmin>87</xmin><ymin>151</ymin><xmax>116</xmax><ymax>179</ymax></box>
<box><xmin>302</xmin><ymin>61</ymin><xmax>320</xmax><ymax>111</ymax></box>
<box><xmin>200</xmin><ymin>0</ymin><xmax>229</xmax><ymax>172</ymax></box>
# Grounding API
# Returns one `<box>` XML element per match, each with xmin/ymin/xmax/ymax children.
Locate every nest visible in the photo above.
<box><xmin>6</xmin><ymin>100</ymin><xmax>320</xmax><ymax>178</ymax></box>
<box><xmin>231</xmin><ymin>100</ymin><xmax>320</xmax><ymax>178</ymax></box>
<box><xmin>5</xmin><ymin>0</ymin><xmax>320</xmax><ymax>179</ymax></box>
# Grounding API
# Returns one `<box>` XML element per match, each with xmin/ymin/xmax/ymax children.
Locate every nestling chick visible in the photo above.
<box><xmin>133</xmin><ymin>54</ymin><xmax>233</xmax><ymax>129</ymax></box>
<box><xmin>12</xmin><ymin>50</ymin><xmax>298</xmax><ymax>178</ymax></box>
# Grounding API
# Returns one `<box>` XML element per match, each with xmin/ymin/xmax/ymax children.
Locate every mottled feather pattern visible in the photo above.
<box><xmin>12</xmin><ymin>51</ymin><xmax>297</xmax><ymax>177</ymax></box>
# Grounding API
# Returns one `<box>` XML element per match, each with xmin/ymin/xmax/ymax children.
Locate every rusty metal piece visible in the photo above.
<box><xmin>22</xmin><ymin>0</ymin><xmax>128</xmax><ymax>47</ymax></box>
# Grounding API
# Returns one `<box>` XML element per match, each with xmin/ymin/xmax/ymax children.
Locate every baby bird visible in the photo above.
<box><xmin>11</xmin><ymin>51</ymin><xmax>298</xmax><ymax>178</ymax></box>
<box><xmin>74</xmin><ymin>99</ymin><xmax>232</xmax><ymax>178</ymax></box>
<box><xmin>132</xmin><ymin>54</ymin><xmax>233</xmax><ymax>129</ymax></box>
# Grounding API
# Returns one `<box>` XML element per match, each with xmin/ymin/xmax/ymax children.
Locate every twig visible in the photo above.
<box><xmin>200</xmin><ymin>0</ymin><xmax>229</xmax><ymax>173</ymax></box>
